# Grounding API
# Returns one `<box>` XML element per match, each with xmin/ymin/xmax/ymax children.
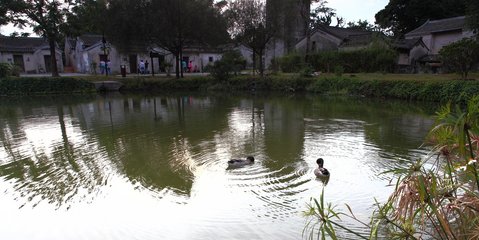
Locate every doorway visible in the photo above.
<box><xmin>43</xmin><ymin>55</ymin><xmax>52</xmax><ymax>73</ymax></box>
<box><xmin>13</xmin><ymin>55</ymin><xmax>25</xmax><ymax>72</ymax></box>
<box><xmin>129</xmin><ymin>55</ymin><xmax>138</xmax><ymax>74</ymax></box>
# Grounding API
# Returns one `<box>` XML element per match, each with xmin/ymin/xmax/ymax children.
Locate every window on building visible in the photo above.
<box><xmin>312</xmin><ymin>41</ymin><xmax>316</xmax><ymax>51</ymax></box>
<box><xmin>209</xmin><ymin>56</ymin><xmax>214</xmax><ymax>62</ymax></box>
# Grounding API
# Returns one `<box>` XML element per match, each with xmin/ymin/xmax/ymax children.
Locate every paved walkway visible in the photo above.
<box><xmin>19</xmin><ymin>72</ymin><xmax>210</xmax><ymax>78</ymax></box>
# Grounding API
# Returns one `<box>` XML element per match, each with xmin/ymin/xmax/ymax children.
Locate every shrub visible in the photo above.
<box><xmin>439</xmin><ymin>38</ymin><xmax>479</xmax><ymax>80</ymax></box>
<box><xmin>334</xmin><ymin>65</ymin><xmax>344</xmax><ymax>76</ymax></box>
<box><xmin>309</xmin><ymin>45</ymin><xmax>397</xmax><ymax>73</ymax></box>
<box><xmin>0</xmin><ymin>77</ymin><xmax>95</xmax><ymax>95</ymax></box>
<box><xmin>0</xmin><ymin>63</ymin><xmax>12</xmax><ymax>78</ymax></box>
<box><xmin>278</xmin><ymin>53</ymin><xmax>303</xmax><ymax>73</ymax></box>
<box><xmin>210</xmin><ymin>60</ymin><xmax>234</xmax><ymax>82</ymax></box>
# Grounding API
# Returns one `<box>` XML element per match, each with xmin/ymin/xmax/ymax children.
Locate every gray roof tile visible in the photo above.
<box><xmin>405</xmin><ymin>16</ymin><xmax>467</xmax><ymax>37</ymax></box>
<box><xmin>0</xmin><ymin>36</ymin><xmax>48</xmax><ymax>53</ymax></box>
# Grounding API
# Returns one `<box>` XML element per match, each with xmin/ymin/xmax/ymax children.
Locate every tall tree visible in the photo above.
<box><xmin>64</xmin><ymin>0</ymin><xmax>107</xmax><ymax>37</ymax></box>
<box><xmin>1</xmin><ymin>0</ymin><xmax>75</xmax><ymax>77</ymax></box>
<box><xmin>347</xmin><ymin>20</ymin><xmax>376</xmax><ymax>31</ymax></box>
<box><xmin>439</xmin><ymin>38</ymin><xmax>479</xmax><ymax>80</ymax></box>
<box><xmin>298</xmin><ymin>0</ymin><xmax>319</xmax><ymax>62</ymax></box>
<box><xmin>310</xmin><ymin>1</ymin><xmax>342</xmax><ymax>28</ymax></box>
<box><xmin>466</xmin><ymin>0</ymin><xmax>479</xmax><ymax>34</ymax></box>
<box><xmin>226</xmin><ymin>0</ymin><xmax>277</xmax><ymax>76</ymax></box>
<box><xmin>375</xmin><ymin>0</ymin><xmax>467</xmax><ymax>37</ymax></box>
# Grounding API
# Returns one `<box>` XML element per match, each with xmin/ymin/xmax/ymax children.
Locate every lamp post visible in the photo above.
<box><xmin>101</xmin><ymin>35</ymin><xmax>111</xmax><ymax>76</ymax></box>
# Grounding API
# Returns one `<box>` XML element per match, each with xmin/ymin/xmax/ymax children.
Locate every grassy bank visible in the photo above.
<box><xmin>1</xmin><ymin>73</ymin><xmax>478</xmax><ymax>103</ymax></box>
<box><xmin>0</xmin><ymin>77</ymin><xmax>96</xmax><ymax>95</ymax></box>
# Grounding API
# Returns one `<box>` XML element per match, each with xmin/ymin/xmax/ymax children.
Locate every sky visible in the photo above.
<box><xmin>324</xmin><ymin>0</ymin><xmax>389</xmax><ymax>24</ymax></box>
<box><xmin>0</xmin><ymin>0</ymin><xmax>390</xmax><ymax>36</ymax></box>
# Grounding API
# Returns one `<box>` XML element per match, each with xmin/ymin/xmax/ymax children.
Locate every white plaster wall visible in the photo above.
<box><xmin>397</xmin><ymin>53</ymin><xmax>409</xmax><ymax>65</ymax></box>
<box><xmin>431</xmin><ymin>31</ymin><xmax>463</xmax><ymax>54</ymax></box>
<box><xmin>295</xmin><ymin>31</ymin><xmax>341</xmax><ymax>53</ymax></box>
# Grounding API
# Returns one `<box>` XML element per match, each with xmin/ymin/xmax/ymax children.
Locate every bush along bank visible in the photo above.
<box><xmin>0</xmin><ymin>77</ymin><xmax>96</xmax><ymax>95</ymax></box>
<box><xmin>1</xmin><ymin>75</ymin><xmax>478</xmax><ymax>103</ymax></box>
<box><xmin>307</xmin><ymin>77</ymin><xmax>479</xmax><ymax>103</ymax></box>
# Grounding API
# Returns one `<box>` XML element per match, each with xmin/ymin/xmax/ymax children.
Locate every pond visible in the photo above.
<box><xmin>0</xmin><ymin>93</ymin><xmax>438</xmax><ymax>240</ymax></box>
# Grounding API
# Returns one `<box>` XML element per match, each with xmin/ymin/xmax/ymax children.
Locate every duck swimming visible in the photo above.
<box><xmin>228</xmin><ymin>156</ymin><xmax>255</xmax><ymax>168</ymax></box>
<box><xmin>314</xmin><ymin>158</ymin><xmax>330</xmax><ymax>178</ymax></box>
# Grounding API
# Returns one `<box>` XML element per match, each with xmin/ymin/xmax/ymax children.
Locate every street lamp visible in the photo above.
<box><xmin>101</xmin><ymin>35</ymin><xmax>111</xmax><ymax>76</ymax></box>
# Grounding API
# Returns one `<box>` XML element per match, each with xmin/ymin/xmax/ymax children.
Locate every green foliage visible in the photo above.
<box><xmin>64</xmin><ymin>0</ymin><xmax>107</xmax><ymax>37</ymax></box>
<box><xmin>208</xmin><ymin>51</ymin><xmax>247</xmax><ymax>82</ymax></box>
<box><xmin>2</xmin><ymin>0</ymin><xmax>73</xmax><ymax>77</ymax></box>
<box><xmin>300</xmin><ymin>65</ymin><xmax>314</xmax><ymax>77</ymax></box>
<box><xmin>439</xmin><ymin>38</ymin><xmax>479</xmax><ymax>80</ymax></box>
<box><xmin>375</xmin><ymin>0</ymin><xmax>467</xmax><ymax>37</ymax></box>
<box><xmin>2</xmin><ymin>75</ymin><xmax>479</xmax><ymax>103</ymax></box>
<box><xmin>334</xmin><ymin>66</ymin><xmax>343</xmax><ymax>77</ymax></box>
<box><xmin>0</xmin><ymin>77</ymin><xmax>95</xmax><ymax>95</ymax></box>
<box><xmin>220</xmin><ymin>50</ymin><xmax>246</xmax><ymax>74</ymax></box>
<box><xmin>0</xmin><ymin>63</ymin><xmax>13</xmax><ymax>78</ymax></box>
<box><xmin>210</xmin><ymin>60</ymin><xmax>233</xmax><ymax>82</ymax></box>
<box><xmin>308</xmin><ymin>46</ymin><xmax>397</xmax><ymax>73</ymax></box>
<box><xmin>278</xmin><ymin>53</ymin><xmax>303</xmax><ymax>73</ymax></box>
<box><xmin>466</xmin><ymin>0</ymin><xmax>479</xmax><ymax>32</ymax></box>
<box><xmin>105</xmin><ymin>0</ymin><xmax>229</xmax><ymax>78</ymax></box>
<box><xmin>225</xmin><ymin>0</ymin><xmax>276</xmax><ymax>76</ymax></box>
<box><xmin>308</xmin><ymin>77</ymin><xmax>479</xmax><ymax>103</ymax></box>
<box><xmin>306</xmin><ymin>96</ymin><xmax>479</xmax><ymax>239</ymax></box>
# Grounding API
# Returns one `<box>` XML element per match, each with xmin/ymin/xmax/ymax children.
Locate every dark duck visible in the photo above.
<box><xmin>228</xmin><ymin>156</ymin><xmax>255</xmax><ymax>168</ymax></box>
<box><xmin>314</xmin><ymin>158</ymin><xmax>330</xmax><ymax>178</ymax></box>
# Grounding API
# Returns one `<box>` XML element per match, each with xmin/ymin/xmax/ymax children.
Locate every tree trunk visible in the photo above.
<box><xmin>49</xmin><ymin>39</ymin><xmax>60</xmax><ymax>77</ymax></box>
<box><xmin>175</xmin><ymin>53</ymin><xmax>180</xmax><ymax>79</ymax></box>
<box><xmin>252</xmin><ymin>48</ymin><xmax>256</xmax><ymax>76</ymax></box>
<box><xmin>180</xmin><ymin>48</ymin><xmax>184</xmax><ymax>78</ymax></box>
<box><xmin>259</xmin><ymin>49</ymin><xmax>264</xmax><ymax>77</ymax></box>
<box><xmin>302</xmin><ymin>0</ymin><xmax>311</xmax><ymax>63</ymax></box>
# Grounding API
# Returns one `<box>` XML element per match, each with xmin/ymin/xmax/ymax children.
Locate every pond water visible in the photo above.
<box><xmin>0</xmin><ymin>93</ymin><xmax>438</xmax><ymax>240</ymax></box>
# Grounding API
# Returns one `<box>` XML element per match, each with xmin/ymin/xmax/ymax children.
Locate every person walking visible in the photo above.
<box><xmin>139</xmin><ymin>60</ymin><xmax>145</xmax><ymax>74</ymax></box>
<box><xmin>99</xmin><ymin>60</ymin><xmax>106</xmax><ymax>74</ymax></box>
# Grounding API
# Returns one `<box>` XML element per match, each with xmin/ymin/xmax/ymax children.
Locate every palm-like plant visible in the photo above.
<box><xmin>305</xmin><ymin>96</ymin><xmax>479</xmax><ymax>239</ymax></box>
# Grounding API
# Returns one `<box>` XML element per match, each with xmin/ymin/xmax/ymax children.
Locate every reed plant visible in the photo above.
<box><xmin>305</xmin><ymin>96</ymin><xmax>479</xmax><ymax>239</ymax></box>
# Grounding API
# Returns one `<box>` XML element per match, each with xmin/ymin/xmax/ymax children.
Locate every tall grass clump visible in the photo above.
<box><xmin>305</xmin><ymin>96</ymin><xmax>479</xmax><ymax>239</ymax></box>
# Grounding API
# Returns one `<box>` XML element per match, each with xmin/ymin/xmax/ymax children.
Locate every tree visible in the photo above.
<box><xmin>466</xmin><ymin>0</ymin><xmax>479</xmax><ymax>33</ymax></box>
<box><xmin>310</xmin><ymin>1</ymin><xmax>342</xmax><ymax>28</ymax></box>
<box><xmin>346</xmin><ymin>20</ymin><xmax>376</xmax><ymax>31</ymax></box>
<box><xmin>439</xmin><ymin>38</ymin><xmax>479</xmax><ymax>80</ymax></box>
<box><xmin>64</xmin><ymin>0</ymin><xmax>107</xmax><ymax>37</ymax></box>
<box><xmin>375</xmin><ymin>0</ymin><xmax>467</xmax><ymax>37</ymax></box>
<box><xmin>298</xmin><ymin>0</ymin><xmax>320</xmax><ymax>63</ymax></box>
<box><xmin>105</xmin><ymin>0</ymin><xmax>228</xmax><ymax>78</ymax></box>
<box><xmin>226</xmin><ymin>0</ymin><xmax>277</xmax><ymax>76</ymax></box>
<box><xmin>1</xmin><ymin>0</ymin><xmax>74</xmax><ymax>77</ymax></box>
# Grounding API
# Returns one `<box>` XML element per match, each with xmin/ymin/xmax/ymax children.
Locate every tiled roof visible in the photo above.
<box><xmin>340</xmin><ymin>33</ymin><xmax>373</xmax><ymax>47</ymax></box>
<box><xmin>78</xmin><ymin>34</ymin><xmax>103</xmax><ymax>47</ymax></box>
<box><xmin>405</xmin><ymin>16</ymin><xmax>467</xmax><ymax>37</ymax></box>
<box><xmin>0</xmin><ymin>36</ymin><xmax>48</xmax><ymax>53</ymax></box>
<box><xmin>316</xmin><ymin>25</ymin><xmax>372</xmax><ymax>40</ymax></box>
<box><xmin>393</xmin><ymin>38</ymin><xmax>424</xmax><ymax>50</ymax></box>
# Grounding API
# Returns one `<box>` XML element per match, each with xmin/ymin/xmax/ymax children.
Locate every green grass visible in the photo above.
<box><xmin>2</xmin><ymin>73</ymin><xmax>478</xmax><ymax>103</ymax></box>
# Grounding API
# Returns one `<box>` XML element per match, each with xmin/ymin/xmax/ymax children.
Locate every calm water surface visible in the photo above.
<box><xmin>0</xmin><ymin>93</ymin><xmax>437</xmax><ymax>239</ymax></box>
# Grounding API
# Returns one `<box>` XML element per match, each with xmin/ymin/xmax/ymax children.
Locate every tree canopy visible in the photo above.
<box><xmin>0</xmin><ymin>0</ymin><xmax>76</xmax><ymax>76</ymax></box>
<box><xmin>439</xmin><ymin>38</ymin><xmax>479</xmax><ymax>80</ymax></box>
<box><xmin>64</xmin><ymin>0</ymin><xmax>107</xmax><ymax>37</ymax></box>
<box><xmin>375</xmin><ymin>0</ymin><xmax>467</xmax><ymax>37</ymax></box>
<box><xmin>466</xmin><ymin>0</ymin><xmax>479</xmax><ymax>33</ymax></box>
<box><xmin>104</xmin><ymin>0</ymin><xmax>229</xmax><ymax>78</ymax></box>
<box><xmin>226</xmin><ymin>0</ymin><xmax>277</xmax><ymax>76</ymax></box>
